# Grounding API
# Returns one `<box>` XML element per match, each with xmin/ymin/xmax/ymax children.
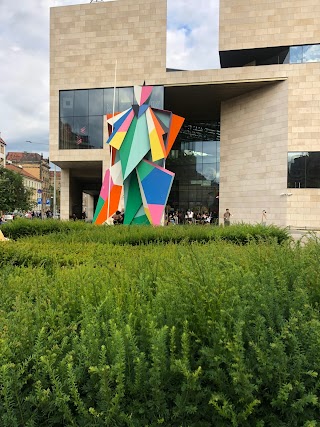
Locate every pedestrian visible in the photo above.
<box><xmin>112</xmin><ymin>210</ymin><xmax>122</xmax><ymax>225</ymax></box>
<box><xmin>223</xmin><ymin>208</ymin><xmax>231</xmax><ymax>226</ymax></box>
<box><xmin>72</xmin><ymin>213</ymin><xmax>77</xmax><ymax>221</ymax></box>
<box><xmin>261</xmin><ymin>210</ymin><xmax>267</xmax><ymax>226</ymax></box>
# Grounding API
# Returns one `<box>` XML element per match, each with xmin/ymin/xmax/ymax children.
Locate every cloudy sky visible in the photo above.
<box><xmin>0</xmin><ymin>0</ymin><xmax>220</xmax><ymax>158</ymax></box>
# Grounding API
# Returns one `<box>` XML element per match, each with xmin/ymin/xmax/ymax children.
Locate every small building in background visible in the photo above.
<box><xmin>0</xmin><ymin>136</ymin><xmax>6</xmax><ymax>167</ymax></box>
<box><xmin>6</xmin><ymin>152</ymin><xmax>50</xmax><ymax>214</ymax></box>
<box><xmin>6</xmin><ymin>164</ymin><xmax>43</xmax><ymax>210</ymax></box>
<box><xmin>49</xmin><ymin>169</ymin><xmax>61</xmax><ymax>213</ymax></box>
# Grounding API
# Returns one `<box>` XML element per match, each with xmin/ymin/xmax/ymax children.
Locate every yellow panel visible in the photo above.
<box><xmin>109</xmin><ymin>132</ymin><xmax>126</xmax><ymax>150</ymax></box>
<box><xmin>150</xmin><ymin>129</ymin><xmax>165</xmax><ymax>161</ymax></box>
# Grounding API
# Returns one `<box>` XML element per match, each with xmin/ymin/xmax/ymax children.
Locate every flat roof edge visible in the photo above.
<box><xmin>163</xmin><ymin>77</ymin><xmax>287</xmax><ymax>88</ymax></box>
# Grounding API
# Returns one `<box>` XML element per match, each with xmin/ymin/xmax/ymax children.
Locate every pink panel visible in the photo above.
<box><xmin>148</xmin><ymin>204</ymin><xmax>164</xmax><ymax>225</ymax></box>
<box><xmin>100</xmin><ymin>169</ymin><xmax>114</xmax><ymax>201</ymax></box>
<box><xmin>119</xmin><ymin>110</ymin><xmax>134</xmax><ymax>131</ymax></box>
<box><xmin>140</xmin><ymin>86</ymin><xmax>153</xmax><ymax>105</ymax></box>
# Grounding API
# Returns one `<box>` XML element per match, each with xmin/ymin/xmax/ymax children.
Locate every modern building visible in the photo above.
<box><xmin>0</xmin><ymin>136</ymin><xmax>6</xmax><ymax>167</ymax></box>
<box><xmin>50</xmin><ymin>0</ymin><xmax>320</xmax><ymax>227</ymax></box>
<box><xmin>5</xmin><ymin>164</ymin><xmax>43</xmax><ymax>209</ymax></box>
<box><xmin>6</xmin><ymin>152</ymin><xmax>50</xmax><ymax>215</ymax></box>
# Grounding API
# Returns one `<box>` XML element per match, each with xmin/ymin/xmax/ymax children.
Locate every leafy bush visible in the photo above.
<box><xmin>0</xmin><ymin>218</ymin><xmax>289</xmax><ymax>245</ymax></box>
<box><xmin>0</xmin><ymin>226</ymin><xmax>319</xmax><ymax>426</ymax></box>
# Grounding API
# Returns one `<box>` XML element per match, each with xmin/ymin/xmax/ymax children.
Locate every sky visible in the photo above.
<box><xmin>0</xmin><ymin>0</ymin><xmax>220</xmax><ymax>159</ymax></box>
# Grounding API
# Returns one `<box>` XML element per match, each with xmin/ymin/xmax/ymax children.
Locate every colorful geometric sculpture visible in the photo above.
<box><xmin>93</xmin><ymin>85</ymin><xmax>184</xmax><ymax>225</ymax></box>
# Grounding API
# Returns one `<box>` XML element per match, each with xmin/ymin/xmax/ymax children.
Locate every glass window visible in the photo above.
<box><xmin>59</xmin><ymin>117</ymin><xmax>74</xmax><ymax>149</ymax></box>
<box><xmin>60</xmin><ymin>91</ymin><xmax>74</xmax><ymax>117</ymax></box>
<box><xmin>287</xmin><ymin>152</ymin><xmax>307</xmax><ymax>188</ymax></box>
<box><xmin>74</xmin><ymin>117</ymin><xmax>89</xmax><ymax>148</ymax></box>
<box><xmin>74</xmin><ymin>90</ymin><xmax>88</xmax><ymax>116</ymax></box>
<box><xmin>88</xmin><ymin>116</ymin><xmax>103</xmax><ymax>149</ymax></box>
<box><xmin>104</xmin><ymin>88</ymin><xmax>118</xmax><ymax>115</ymax></box>
<box><xmin>289</xmin><ymin>46</ymin><xmax>303</xmax><ymax>63</ymax></box>
<box><xmin>306</xmin><ymin>152</ymin><xmax>320</xmax><ymax>188</ymax></box>
<box><xmin>149</xmin><ymin>86</ymin><xmax>164</xmax><ymax>109</ymax></box>
<box><xmin>303</xmin><ymin>45</ymin><xmax>320</xmax><ymax>63</ymax></box>
<box><xmin>118</xmin><ymin>87</ymin><xmax>134</xmax><ymax>112</ymax></box>
<box><xmin>89</xmin><ymin>89</ymin><xmax>104</xmax><ymax>116</ymax></box>
<box><xmin>166</xmin><ymin>120</ymin><xmax>220</xmax><ymax>213</ymax></box>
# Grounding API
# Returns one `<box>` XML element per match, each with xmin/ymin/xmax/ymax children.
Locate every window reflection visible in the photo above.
<box><xmin>104</xmin><ymin>88</ymin><xmax>118</xmax><ymax>115</ymax></box>
<box><xmin>288</xmin><ymin>152</ymin><xmax>307</xmax><ymax>188</ymax></box>
<box><xmin>60</xmin><ymin>91</ymin><xmax>74</xmax><ymax>117</ymax></box>
<box><xmin>303</xmin><ymin>45</ymin><xmax>320</xmax><ymax>63</ymax></box>
<box><xmin>166</xmin><ymin>120</ymin><xmax>220</xmax><ymax>214</ymax></box>
<box><xmin>289</xmin><ymin>46</ymin><xmax>303</xmax><ymax>63</ymax></box>
<box><xmin>289</xmin><ymin>44</ymin><xmax>320</xmax><ymax>64</ymax></box>
<box><xmin>306</xmin><ymin>152</ymin><xmax>320</xmax><ymax>187</ymax></box>
<box><xmin>74</xmin><ymin>90</ymin><xmax>88</xmax><ymax>116</ymax></box>
<box><xmin>89</xmin><ymin>89</ymin><xmax>103</xmax><ymax>116</ymax></box>
<box><xmin>119</xmin><ymin>87</ymin><xmax>134</xmax><ymax>111</ymax></box>
<box><xmin>59</xmin><ymin>117</ymin><xmax>74</xmax><ymax>149</ymax></box>
<box><xmin>149</xmin><ymin>86</ymin><xmax>164</xmax><ymax>109</ymax></box>
<box><xmin>89</xmin><ymin>116</ymin><xmax>103</xmax><ymax>149</ymax></box>
<box><xmin>287</xmin><ymin>152</ymin><xmax>320</xmax><ymax>188</ymax></box>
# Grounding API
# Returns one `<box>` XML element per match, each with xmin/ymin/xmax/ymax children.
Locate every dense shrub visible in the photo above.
<box><xmin>0</xmin><ymin>218</ymin><xmax>289</xmax><ymax>245</ymax></box>
<box><xmin>0</xmin><ymin>226</ymin><xmax>319</xmax><ymax>426</ymax></box>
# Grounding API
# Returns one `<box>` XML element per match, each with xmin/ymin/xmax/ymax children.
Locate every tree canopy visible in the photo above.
<box><xmin>0</xmin><ymin>167</ymin><xmax>33</xmax><ymax>213</ymax></box>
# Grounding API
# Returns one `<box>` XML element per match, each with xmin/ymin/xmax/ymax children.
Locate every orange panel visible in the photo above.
<box><xmin>165</xmin><ymin>114</ymin><xmax>185</xmax><ymax>157</ymax></box>
<box><xmin>95</xmin><ymin>185</ymin><xmax>122</xmax><ymax>224</ymax></box>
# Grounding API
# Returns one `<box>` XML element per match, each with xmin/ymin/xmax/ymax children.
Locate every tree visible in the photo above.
<box><xmin>0</xmin><ymin>167</ymin><xmax>33</xmax><ymax>213</ymax></box>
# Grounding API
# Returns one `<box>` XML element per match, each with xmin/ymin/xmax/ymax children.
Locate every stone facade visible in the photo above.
<box><xmin>50</xmin><ymin>0</ymin><xmax>320</xmax><ymax>228</ymax></box>
<box><xmin>219</xmin><ymin>0</ymin><xmax>320</xmax><ymax>51</ymax></box>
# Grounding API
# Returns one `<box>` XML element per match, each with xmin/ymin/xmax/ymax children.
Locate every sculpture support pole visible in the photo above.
<box><xmin>106</xmin><ymin>60</ymin><xmax>117</xmax><ymax>223</ymax></box>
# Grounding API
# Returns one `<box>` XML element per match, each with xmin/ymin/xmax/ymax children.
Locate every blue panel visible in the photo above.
<box><xmin>138</xmin><ymin>104</ymin><xmax>149</xmax><ymax>118</ymax></box>
<box><xmin>106</xmin><ymin>109</ymin><xmax>132</xmax><ymax>144</ymax></box>
<box><xmin>140</xmin><ymin>168</ymin><xmax>174</xmax><ymax>205</ymax></box>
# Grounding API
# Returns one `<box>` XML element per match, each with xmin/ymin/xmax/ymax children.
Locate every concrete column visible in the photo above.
<box><xmin>60</xmin><ymin>168</ymin><xmax>70</xmax><ymax>221</ymax></box>
<box><xmin>86</xmin><ymin>194</ymin><xmax>95</xmax><ymax>222</ymax></box>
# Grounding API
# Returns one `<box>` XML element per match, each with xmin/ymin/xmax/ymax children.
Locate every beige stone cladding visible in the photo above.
<box><xmin>220</xmin><ymin>81</ymin><xmax>289</xmax><ymax>227</ymax></box>
<box><xmin>286</xmin><ymin>63</ymin><xmax>320</xmax><ymax>228</ymax></box>
<box><xmin>219</xmin><ymin>0</ymin><xmax>320</xmax><ymax>52</ymax></box>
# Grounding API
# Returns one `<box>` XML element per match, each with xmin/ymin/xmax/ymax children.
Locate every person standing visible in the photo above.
<box><xmin>223</xmin><ymin>208</ymin><xmax>231</xmax><ymax>226</ymax></box>
<box><xmin>261</xmin><ymin>210</ymin><xmax>267</xmax><ymax>226</ymax></box>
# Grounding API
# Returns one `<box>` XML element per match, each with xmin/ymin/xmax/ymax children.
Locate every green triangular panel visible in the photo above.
<box><xmin>119</xmin><ymin>116</ymin><xmax>138</xmax><ymax>180</ymax></box>
<box><xmin>121</xmin><ymin>114</ymin><xmax>150</xmax><ymax>180</ymax></box>
<box><xmin>123</xmin><ymin>171</ymin><xmax>143</xmax><ymax>224</ymax></box>
<box><xmin>93</xmin><ymin>196</ymin><xmax>105</xmax><ymax>222</ymax></box>
<box><xmin>131</xmin><ymin>214</ymin><xmax>150</xmax><ymax>225</ymax></box>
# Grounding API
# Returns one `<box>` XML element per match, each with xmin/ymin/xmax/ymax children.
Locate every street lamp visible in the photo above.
<box><xmin>26</xmin><ymin>140</ymin><xmax>57</xmax><ymax>218</ymax></box>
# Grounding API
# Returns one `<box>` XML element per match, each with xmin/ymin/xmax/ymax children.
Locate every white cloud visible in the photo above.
<box><xmin>0</xmin><ymin>0</ymin><xmax>220</xmax><ymax>154</ymax></box>
<box><xmin>167</xmin><ymin>0</ymin><xmax>220</xmax><ymax>70</ymax></box>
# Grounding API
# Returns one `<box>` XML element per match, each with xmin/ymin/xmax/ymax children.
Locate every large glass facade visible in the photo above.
<box><xmin>288</xmin><ymin>152</ymin><xmax>320</xmax><ymax>188</ymax></box>
<box><xmin>59</xmin><ymin>86</ymin><xmax>164</xmax><ymax>149</ymax></box>
<box><xmin>220</xmin><ymin>43</ymin><xmax>320</xmax><ymax>68</ymax></box>
<box><xmin>166</xmin><ymin>121</ymin><xmax>220</xmax><ymax>216</ymax></box>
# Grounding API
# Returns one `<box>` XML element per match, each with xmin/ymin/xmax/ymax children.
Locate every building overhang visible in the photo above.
<box><xmin>164</xmin><ymin>77</ymin><xmax>286</xmax><ymax>121</ymax></box>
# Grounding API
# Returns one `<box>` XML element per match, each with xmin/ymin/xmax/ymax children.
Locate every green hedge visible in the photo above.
<box><xmin>0</xmin><ymin>226</ymin><xmax>319</xmax><ymax>426</ymax></box>
<box><xmin>0</xmin><ymin>218</ymin><xmax>289</xmax><ymax>245</ymax></box>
